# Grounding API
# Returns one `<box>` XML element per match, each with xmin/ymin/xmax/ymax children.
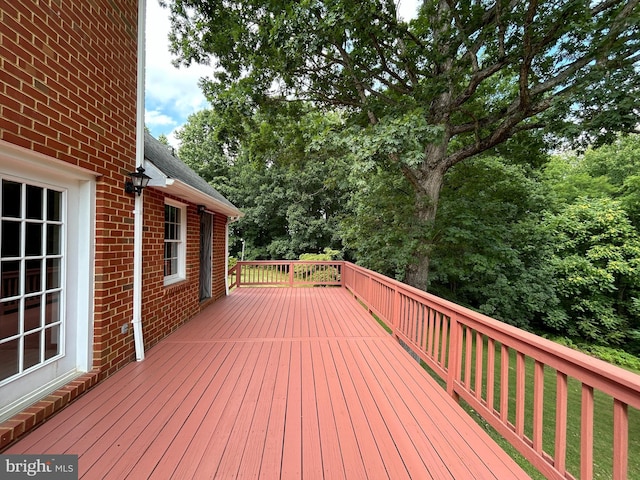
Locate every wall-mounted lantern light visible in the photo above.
<box><xmin>125</xmin><ymin>166</ymin><xmax>151</xmax><ymax>195</ymax></box>
<box><xmin>197</xmin><ymin>204</ymin><xmax>207</xmax><ymax>215</ymax></box>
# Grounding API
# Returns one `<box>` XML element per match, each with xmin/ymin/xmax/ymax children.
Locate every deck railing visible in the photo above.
<box><xmin>228</xmin><ymin>260</ymin><xmax>342</xmax><ymax>288</ymax></box>
<box><xmin>229</xmin><ymin>260</ymin><xmax>640</xmax><ymax>480</ymax></box>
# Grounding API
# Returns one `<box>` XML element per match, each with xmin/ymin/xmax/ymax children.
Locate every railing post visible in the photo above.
<box><xmin>392</xmin><ymin>286</ymin><xmax>400</xmax><ymax>339</ymax></box>
<box><xmin>446</xmin><ymin>314</ymin><xmax>461</xmax><ymax>402</ymax></box>
<box><xmin>237</xmin><ymin>263</ymin><xmax>242</xmax><ymax>288</ymax></box>
<box><xmin>289</xmin><ymin>261</ymin><xmax>294</xmax><ymax>287</ymax></box>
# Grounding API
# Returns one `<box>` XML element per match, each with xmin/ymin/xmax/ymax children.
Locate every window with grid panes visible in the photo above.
<box><xmin>164</xmin><ymin>202</ymin><xmax>185</xmax><ymax>284</ymax></box>
<box><xmin>0</xmin><ymin>179</ymin><xmax>64</xmax><ymax>383</ymax></box>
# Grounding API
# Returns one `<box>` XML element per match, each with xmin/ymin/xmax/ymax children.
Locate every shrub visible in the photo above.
<box><xmin>295</xmin><ymin>249</ymin><xmax>341</xmax><ymax>283</ymax></box>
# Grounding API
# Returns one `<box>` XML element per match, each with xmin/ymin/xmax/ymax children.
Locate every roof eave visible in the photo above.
<box><xmin>153</xmin><ymin>179</ymin><xmax>243</xmax><ymax>219</ymax></box>
<box><xmin>144</xmin><ymin>160</ymin><xmax>243</xmax><ymax>219</ymax></box>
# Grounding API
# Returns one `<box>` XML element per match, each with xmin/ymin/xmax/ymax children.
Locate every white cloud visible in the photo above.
<box><xmin>144</xmin><ymin>1</ymin><xmax>211</xmax><ymax>145</ymax></box>
<box><xmin>144</xmin><ymin>0</ymin><xmax>421</xmax><ymax>148</ymax></box>
<box><xmin>145</xmin><ymin>108</ymin><xmax>176</xmax><ymax>127</ymax></box>
<box><xmin>397</xmin><ymin>0</ymin><xmax>420</xmax><ymax>21</ymax></box>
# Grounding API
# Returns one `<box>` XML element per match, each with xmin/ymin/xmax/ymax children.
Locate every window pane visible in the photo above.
<box><xmin>23</xmin><ymin>331</ymin><xmax>41</xmax><ymax>369</ymax></box>
<box><xmin>2</xmin><ymin>180</ymin><xmax>21</xmax><ymax>218</ymax></box>
<box><xmin>46</xmin><ymin>258</ymin><xmax>61</xmax><ymax>289</ymax></box>
<box><xmin>47</xmin><ymin>190</ymin><xmax>62</xmax><ymax>221</ymax></box>
<box><xmin>26</xmin><ymin>185</ymin><xmax>43</xmax><ymax>220</ymax></box>
<box><xmin>0</xmin><ymin>301</ymin><xmax>20</xmax><ymax>339</ymax></box>
<box><xmin>1</xmin><ymin>261</ymin><xmax>21</xmax><ymax>298</ymax></box>
<box><xmin>47</xmin><ymin>224</ymin><xmax>61</xmax><ymax>255</ymax></box>
<box><xmin>164</xmin><ymin>242</ymin><xmax>177</xmax><ymax>276</ymax></box>
<box><xmin>0</xmin><ymin>339</ymin><xmax>19</xmax><ymax>381</ymax></box>
<box><xmin>44</xmin><ymin>325</ymin><xmax>60</xmax><ymax>360</ymax></box>
<box><xmin>24</xmin><ymin>295</ymin><xmax>41</xmax><ymax>332</ymax></box>
<box><xmin>0</xmin><ymin>179</ymin><xmax>66</xmax><ymax>378</ymax></box>
<box><xmin>25</xmin><ymin>222</ymin><xmax>43</xmax><ymax>256</ymax></box>
<box><xmin>1</xmin><ymin>220</ymin><xmax>21</xmax><ymax>257</ymax></box>
<box><xmin>25</xmin><ymin>259</ymin><xmax>42</xmax><ymax>294</ymax></box>
<box><xmin>45</xmin><ymin>292</ymin><xmax>60</xmax><ymax>325</ymax></box>
<box><xmin>170</xmin><ymin>258</ymin><xmax>178</xmax><ymax>276</ymax></box>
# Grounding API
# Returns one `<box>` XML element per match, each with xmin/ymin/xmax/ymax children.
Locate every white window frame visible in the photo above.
<box><xmin>164</xmin><ymin>199</ymin><xmax>186</xmax><ymax>286</ymax></box>
<box><xmin>0</xmin><ymin>140</ymin><xmax>95</xmax><ymax>422</ymax></box>
<box><xmin>0</xmin><ymin>177</ymin><xmax>66</xmax><ymax>384</ymax></box>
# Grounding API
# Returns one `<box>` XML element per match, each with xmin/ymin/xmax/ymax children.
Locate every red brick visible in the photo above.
<box><xmin>1</xmin><ymin>0</ymin><xmax>233</xmax><ymax>437</ymax></box>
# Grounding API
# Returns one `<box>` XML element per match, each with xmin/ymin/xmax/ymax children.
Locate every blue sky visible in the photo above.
<box><xmin>144</xmin><ymin>0</ymin><xmax>419</xmax><ymax>148</ymax></box>
<box><xmin>144</xmin><ymin>1</ymin><xmax>212</xmax><ymax>146</ymax></box>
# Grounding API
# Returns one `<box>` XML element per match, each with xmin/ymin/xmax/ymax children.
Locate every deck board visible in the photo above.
<box><xmin>5</xmin><ymin>288</ymin><xmax>531</xmax><ymax>479</ymax></box>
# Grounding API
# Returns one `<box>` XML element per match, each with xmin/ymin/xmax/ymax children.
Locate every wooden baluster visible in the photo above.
<box><xmin>613</xmin><ymin>399</ymin><xmax>628</xmax><ymax>480</ymax></box>
<box><xmin>532</xmin><ymin>361</ymin><xmax>544</xmax><ymax>454</ymax></box>
<box><xmin>486</xmin><ymin>338</ymin><xmax>495</xmax><ymax>413</ymax></box>
<box><xmin>475</xmin><ymin>332</ymin><xmax>484</xmax><ymax>401</ymax></box>
<box><xmin>580</xmin><ymin>384</ymin><xmax>594</xmax><ymax>480</ymax></box>
<box><xmin>515</xmin><ymin>352</ymin><xmax>525</xmax><ymax>437</ymax></box>
<box><xmin>500</xmin><ymin>344</ymin><xmax>510</xmax><ymax>424</ymax></box>
<box><xmin>554</xmin><ymin>371</ymin><xmax>568</xmax><ymax>475</ymax></box>
<box><xmin>447</xmin><ymin>314</ymin><xmax>462</xmax><ymax>402</ymax></box>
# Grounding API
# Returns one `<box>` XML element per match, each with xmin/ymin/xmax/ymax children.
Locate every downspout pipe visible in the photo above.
<box><xmin>132</xmin><ymin>0</ymin><xmax>147</xmax><ymax>361</ymax></box>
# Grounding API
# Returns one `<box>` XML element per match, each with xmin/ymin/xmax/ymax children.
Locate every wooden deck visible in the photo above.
<box><xmin>6</xmin><ymin>288</ymin><xmax>530</xmax><ymax>479</ymax></box>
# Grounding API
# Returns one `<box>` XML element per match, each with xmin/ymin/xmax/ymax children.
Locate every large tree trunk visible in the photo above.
<box><xmin>403</xmin><ymin>159</ymin><xmax>448</xmax><ymax>291</ymax></box>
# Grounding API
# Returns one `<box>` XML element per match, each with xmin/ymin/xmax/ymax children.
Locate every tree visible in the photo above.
<box><xmin>176</xmin><ymin>109</ymin><xmax>234</xmax><ymax>195</ymax></box>
<box><xmin>543</xmin><ymin>135</ymin><xmax>640</xmax><ymax>225</ymax></box>
<box><xmin>176</xmin><ymin>105</ymin><xmax>350</xmax><ymax>259</ymax></box>
<box><xmin>543</xmin><ymin>198</ymin><xmax>640</xmax><ymax>345</ymax></box>
<box><xmin>162</xmin><ymin>0</ymin><xmax>640</xmax><ymax>289</ymax></box>
<box><xmin>429</xmin><ymin>155</ymin><xmax>559</xmax><ymax>330</ymax></box>
<box><xmin>340</xmin><ymin>159</ymin><xmax>429</xmax><ymax>279</ymax></box>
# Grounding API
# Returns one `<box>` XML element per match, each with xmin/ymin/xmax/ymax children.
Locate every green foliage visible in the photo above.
<box><xmin>157</xmin><ymin>133</ymin><xmax>171</xmax><ymax>147</ymax></box>
<box><xmin>299</xmin><ymin>248</ymin><xmax>341</xmax><ymax>262</ymax></box>
<box><xmin>177</xmin><ymin>103</ymin><xmax>351</xmax><ymax>260</ymax></box>
<box><xmin>163</xmin><ymin>0</ymin><xmax>640</xmax><ymax>290</ymax></box>
<box><xmin>544</xmin><ymin>136</ymin><xmax>640</xmax><ymax>225</ymax></box>
<box><xmin>429</xmin><ymin>155</ymin><xmax>559</xmax><ymax>329</ymax></box>
<box><xmin>547</xmin><ymin>336</ymin><xmax>640</xmax><ymax>371</ymax></box>
<box><xmin>339</xmin><ymin>161</ymin><xmax>429</xmax><ymax>281</ymax></box>
<box><xmin>176</xmin><ymin>109</ymin><xmax>234</xmax><ymax>194</ymax></box>
<box><xmin>295</xmin><ymin>249</ymin><xmax>342</xmax><ymax>282</ymax></box>
<box><xmin>544</xmin><ymin>198</ymin><xmax>640</xmax><ymax>345</ymax></box>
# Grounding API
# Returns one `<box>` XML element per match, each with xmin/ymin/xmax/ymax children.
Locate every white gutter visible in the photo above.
<box><xmin>132</xmin><ymin>0</ymin><xmax>147</xmax><ymax>361</ymax></box>
<box><xmin>144</xmin><ymin>160</ymin><xmax>243</xmax><ymax>218</ymax></box>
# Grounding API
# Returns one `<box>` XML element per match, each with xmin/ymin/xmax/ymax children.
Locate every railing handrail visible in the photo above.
<box><xmin>343</xmin><ymin>262</ymin><xmax>640</xmax><ymax>408</ymax></box>
<box><xmin>230</xmin><ymin>260</ymin><xmax>343</xmax><ymax>288</ymax></box>
<box><xmin>341</xmin><ymin>261</ymin><xmax>640</xmax><ymax>480</ymax></box>
<box><xmin>228</xmin><ymin>260</ymin><xmax>640</xmax><ymax>479</ymax></box>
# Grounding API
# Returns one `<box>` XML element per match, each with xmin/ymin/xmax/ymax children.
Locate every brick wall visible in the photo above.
<box><xmin>141</xmin><ymin>189</ymin><xmax>230</xmax><ymax>350</ymax></box>
<box><xmin>0</xmin><ymin>0</ymin><xmax>139</xmax><ymax>448</ymax></box>
<box><xmin>0</xmin><ymin>0</ymin><xmax>139</xmax><ymax>375</ymax></box>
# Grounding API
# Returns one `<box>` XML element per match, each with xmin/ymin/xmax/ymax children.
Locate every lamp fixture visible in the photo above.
<box><xmin>197</xmin><ymin>205</ymin><xmax>207</xmax><ymax>215</ymax></box>
<box><xmin>125</xmin><ymin>166</ymin><xmax>151</xmax><ymax>195</ymax></box>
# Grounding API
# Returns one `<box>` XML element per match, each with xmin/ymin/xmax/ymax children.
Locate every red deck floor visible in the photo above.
<box><xmin>6</xmin><ymin>288</ymin><xmax>531</xmax><ymax>479</ymax></box>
